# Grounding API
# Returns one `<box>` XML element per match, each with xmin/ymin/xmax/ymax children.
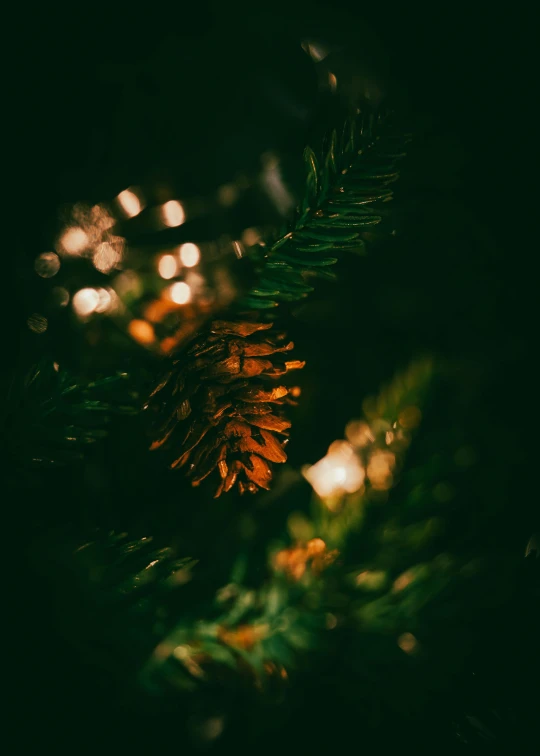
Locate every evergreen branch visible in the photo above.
<box><xmin>139</xmin><ymin>358</ymin><xmax>435</xmax><ymax>692</ymax></box>
<box><xmin>4</xmin><ymin>359</ymin><xmax>139</xmax><ymax>474</ymax></box>
<box><xmin>238</xmin><ymin>112</ymin><xmax>410</xmax><ymax>310</ymax></box>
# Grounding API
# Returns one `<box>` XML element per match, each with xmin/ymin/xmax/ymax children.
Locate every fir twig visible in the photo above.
<box><xmin>239</xmin><ymin>111</ymin><xmax>410</xmax><ymax>310</ymax></box>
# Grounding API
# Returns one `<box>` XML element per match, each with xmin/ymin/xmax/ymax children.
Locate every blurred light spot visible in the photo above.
<box><xmin>35</xmin><ymin>252</ymin><xmax>60</xmax><ymax>278</ymax></box>
<box><xmin>455</xmin><ymin>446</ymin><xmax>476</xmax><ymax>467</ymax></box>
<box><xmin>73</xmin><ymin>288</ymin><xmax>99</xmax><ymax>317</ymax></box>
<box><xmin>217</xmin><ymin>183</ymin><xmax>238</xmax><ymax>207</ymax></box>
<box><xmin>393</xmin><ymin>570</ymin><xmax>415</xmax><ymax>591</ymax></box>
<box><xmin>433</xmin><ymin>482</ymin><xmax>455</xmax><ymax>503</ymax></box>
<box><xmin>198</xmin><ymin>717</ymin><xmax>224</xmax><ymax>742</ymax></box>
<box><xmin>173</xmin><ymin>645</ymin><xmax>189</xmax><ymax>661</ymax></box>
<box><xmin>117</xmin><ymin>188</ymin><xmax>143</xmax><ymax>218</ymax></box>
<box><xmin>158</xmin><ymin>254</ymin><xmax>177</xmax><ymax>279</ymax></box>
<box><xmin>93</xmin><ymin>241</ymin><xmax>121</xmax><ymax>273</ymax></box>
<box><xmin>304</xmin><ymin>440</ymin><xmax>365</xmax><ymax>499</ymax></box>
<box><xmin>170</xmin><ymin>281</ymin><xmax>191</xmax><ymax>304</ymax></box>
<box><xmin>301</xmin><ymin>40</ymin><xmax>329</xmax><ymax>62</ymax></box>
<box><xmin>27</xmin><ymin>313</ymin><xmax>47</xmax><ymax>333</ymax></box>
<box><xmin>179</xmin><ymin>242</ymin><xmax>200</xmax><ymax>267</ymax></box>
<box><xmin>95</xmin><ymin>288</ymin><xmax>112</xmax><ymax>313</ymax></box>
<box><xmin>355</xmin><ymin>570</ymin><xmax>386</xmax><ymax>590</ymax></box>
<box><xmin>261</xmin><ymin>152</ymin><xmax>294</xmax><ymax>215</ymax></box>
<box><xmin>385</xmin><ymin>431</ymin><xmax>394</xmax><ymax>445</ymax></box>
<box><xmin>241</xmin><ymin>227</ymin><xmax>261</xmax><ymax>247</ymax></box>
<box><xmin>128</xmin><ymin>319</ymin><xmax>155</xmax><ymax>345</ymax></box>
<box><xmin>328</xmin><ymin>73</ymin><xmax>337</xmax><ymax>91</ymax></box>
<box><xmin>50</xmin><ymin>286</ymin><xmax>69</xmax><ymax>307</ymax></box>
<box><xmin>87</xmin><ymin>203</ymin><xmax>115</xmax><ymax>232</ymax></box>
<box><xmin>290</xmin><ymin>386</ymin><xmax>301</xmax><ymax>398</ymax></box>
<box><xmin>53</xmin><ymin>362</ymin><xmax>60</xmax><ymax>372</ymax></box>
<box><xmin>397</xmin><ymin>632</ymin><xmax>418</xmax><ymax>654</ymax></box>
<box><xmin>346</xmin><ymin>420</ymin><xmax>374</xmax><ymax>448</ymax></box>
<box><xmin>161</xmin><ymin>200</ymin><xmax>185</xmax><ymax>227</ymax></box>
<box><xmin>399</xmin><ymin>405</ymin><xmax>422</xmax><ymax>430</ymax></box>
<box><xmin>59</xmin><ymin>226</ymin><xmax>88</xmax><ymax>255</ymax></box>
<box><xmin>325</xmin><ymin>613</ymin><xmax>338</xmax><ymax>629</ymax></box>
<box><xmin>366</xmin><ymin>449</ymin><xmax>395</xmax><ymax>490</ymax></box>
<box><xmin>525</xmin><ymin>533</ymin><xmax>539</xmax><ymax>558</ymax></box>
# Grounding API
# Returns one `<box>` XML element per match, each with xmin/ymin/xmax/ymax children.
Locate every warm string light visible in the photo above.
<box><xmin>72</xmin><ymin>287</ymin><xmax>118</xmax><ymax>318</ymax></box>
<box><xmin>303</xmin><ymin>440</ymin><xmax>365</xmax><ymax>499</ymax></box>
<box><xmin>128</xmin><ymin>319</ymin><xmax>156</xmax><ymax>346</ymax></box>
<box><xmin>158</xmin><ymin>254</ymin><xmax>178</xmax><ymax>279</ymax></box>
<box><xmin>169</xmin><ymin>281</ymin><xmax>191</xmax><ymax>305</ymax></box>
<box><xmin>116</xmin><ymin>188</ymin><xmax>143</xmax><ymax>218</ymax></box>
<box><xmin>179</xmin><ymin>242</ymin><xmax>200</xmax><ymax>267</ymax></box>
<box><xmin>59</xmin><ymin>226</ymin><xmax>89</xmax><ymax>256</ymax></box>
<box><xmin>303</xmin><ymin>406</ymin><xmax>420</xmax><ymax>500</ymax></box>
<box><xmin>161</xmin><ymin>200</ymin><xmax>185</xmax><ymax>227</ymax></box>
<box><xmin>56</xmin><ymin>202</ymin><xmax>125</xmax><ymax>275</ymax></box>
<box><xmin>72</xmin><ymin>288</ymin><xmax>100</xmax><ymax>317</ymax></box>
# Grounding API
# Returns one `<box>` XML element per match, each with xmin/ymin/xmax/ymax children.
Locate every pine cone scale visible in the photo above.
<box><xmin>148</xmin><ymin>317</ymin><xmax>303</xmax><ymax>495</ymax></box>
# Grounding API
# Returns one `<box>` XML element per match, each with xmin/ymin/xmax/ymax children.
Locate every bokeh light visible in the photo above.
<box><xmin>95</xmin><ymin>288</ymin><xmax>112</xmax><ymax>313</ymax></box>
<box><xmin>72</xmin><ymin>288</ymin><xmax>100</xmax><ymax>317</ymax></box>
<box><xmin>346</xmin><ymin>420</ymin><xmax>375</xmax><ymax>448</ymax></box>
<box><xmin>397</xmin><ymin>632</ymin><xmax>418</xmax><ymax>654</ymax></box>
<box><xmin>179</xmin><ymin>242</ymin><xmax>200</xmax><ymax>267</ymax></box>
<box><xmin>158</xmin><ymin>254</ymin><xmax>177</xmax><ymax>279</ymax></box>
<box><xmin>161</xmin><ymin>200</ymin><xmax>185</xmax><ymax>227</ymax></box>
<box><xmin>366</xmin><ymin>449</ymin><xmax>395</xmax><ymax>490</ymax></box>
<box><xmin>128</xmin><ymin>319</ymin><xmax>155</xmax><ymax>346</ymax></box>
<box><xmin>34</xmin><ymin>252</ymin><xmax>60</xmax><ymax>278</ymax></box>
<box><xmin>59</xmin><ymin>226</ymin><xmax>89</xmax><ymax>255</ymax></box>
<box><xmin>170</xmin><ymin>281</ymin><xmax>191</xmax><ymax>304</ymax></box>
<box><xmin>27</xmin><ymin>313</ymin><xmax>48</xmax><ymax>333</ymax></box>
<box><xmin>241</xmin><ymin>227</ymin><xmax>261</xmax><ymax>247</ymax></box>
<box><xmin>304</xmin><ymin>440</ymin><xmax>365</xmax><ymax>499</ymax></box>
<box><xmin>117</xmin><ymin>188</ymin><xmax>143</xmax><ymax>218</ymax></box>
<box><xmin>93</xmin><ymin>241</ymin><xmax>122</xmax><ymax>273</ymax></box>
<box><xmin>328</xmin><ymin>72</ymin><xmax>337</xmax><ymax>91</ymax></box>
<box><xmin>301</xmin><ymin>40</ymin><xmax>329</xmax><ymax>62</ymax></box>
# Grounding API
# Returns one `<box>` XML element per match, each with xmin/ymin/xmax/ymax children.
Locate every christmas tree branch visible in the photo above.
<box><xmin>239</xmin><ymin>111</ymin><xmax>410</xmax><ymax>310</ymax></box>
<box><xmin>139</xmin><ymin>358</ymin><xmax>435</xmax><ymax>692</ymax></box>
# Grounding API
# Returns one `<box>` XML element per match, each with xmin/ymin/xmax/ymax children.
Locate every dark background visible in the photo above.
<box><xmin>6</xmin><ymin>2</ymin><xmax>538</xmax><ymax>754</ymax></box>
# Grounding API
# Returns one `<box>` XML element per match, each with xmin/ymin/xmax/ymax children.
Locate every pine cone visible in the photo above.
<box><xmin>147</xmin><ymin>318</ymin><xmax>304</xmax><ymax>496</ymax></box>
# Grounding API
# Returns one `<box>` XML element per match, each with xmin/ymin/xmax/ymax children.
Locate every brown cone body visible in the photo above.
<box><xmin>147</xmin><ymin>319</ymin><xmax>304</xmax><ymax>496</ymax></box>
